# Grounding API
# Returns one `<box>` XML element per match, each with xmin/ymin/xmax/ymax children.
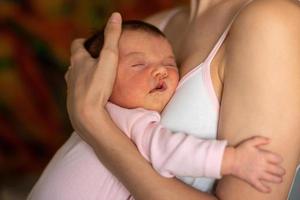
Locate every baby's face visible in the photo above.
<box><xmin>109</xmin><ymin>30</ymin><xmax>179</xmax><ymax>112</ymax></box>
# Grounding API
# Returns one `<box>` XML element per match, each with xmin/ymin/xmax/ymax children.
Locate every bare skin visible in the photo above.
<box><xmin>66</xmin><ymin>0</ymin><xmax>300</xmax><ymax>199</ymax></box>
<box><xmin>215</xmin><ymin>1</ymin><xmax>300</xmax><ymax>199</ymax></box>
<box><xmin>147</xmin><ymin>1</ymin><xmax>300</xmax><ymax>198</ymax></box>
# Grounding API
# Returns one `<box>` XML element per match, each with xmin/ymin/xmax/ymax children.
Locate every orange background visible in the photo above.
<box><xmin>0</xmin><ymin>0</ymin><xmax>186</xmax><ymax>183</ymax></box>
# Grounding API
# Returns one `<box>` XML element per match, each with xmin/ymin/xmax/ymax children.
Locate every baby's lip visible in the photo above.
<box><xmin>150</xmin><ymin>81</ymin><xmax>167</xmax><ymax>93</ymax></box>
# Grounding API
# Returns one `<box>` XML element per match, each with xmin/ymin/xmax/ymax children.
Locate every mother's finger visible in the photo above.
<box><xmin>98</xmin><ymin>12</ymin><xmax>122</xmax><ymax>67</ymax></box>
<box><xmin>80</xmin><ymin>12</ymin><xmax>121</xmax><ymax>105</ymax></box>
<box><xmin>71</xmin><ymin>38</ymin><xmax>85</xmax><ymax>55</ymax></box>
<box><xmin>103</xmin><ymin>12</ymin><xmax>122</xmax><ymax>52</ymax></box>
<box><xmin>95</xmin><ymin>12</ymin><xmax>122</xmax><ymax>86</ymax></box>
<box><xmin>70</xmin><ymin>38</ymin><xmax>96</xmax><ymax>68</ymax></box>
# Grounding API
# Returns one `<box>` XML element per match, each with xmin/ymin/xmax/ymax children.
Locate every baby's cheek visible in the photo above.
<box><xmin>170</xmin><ymin>75</ymin><xmax>179</xmax><ymax>90</ymax></box>
<box><xmin>125</xmin><ymin>89</ymin><xmax>144</xmax><ymax>103</ymax></box>
<box><xmin>173</xmin><ymin>71</ymin><xmax>180</xmax><ymax>83</ymax></box>
<box><xmin>134</xmin><ymin>79</ymin><xmax>151</xmax><ymax>92</ymax></box>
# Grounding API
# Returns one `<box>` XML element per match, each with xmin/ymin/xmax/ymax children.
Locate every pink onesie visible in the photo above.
<box><xmin>28</xmin><ymin>102</ymin><xmax>227</xmax><ymax>200</ymax></box>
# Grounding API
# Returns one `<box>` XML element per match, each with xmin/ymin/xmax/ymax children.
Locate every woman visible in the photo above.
<box><xmin>66</xmin><ymin>0</ymin><xmax>300</xmax><ymax>199</ymax></box>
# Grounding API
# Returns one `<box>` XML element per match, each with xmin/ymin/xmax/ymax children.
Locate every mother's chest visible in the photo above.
<box><xmin>160</xmin><ymin>69</ymin><xmax>219</xmax><ymax>139</ymax></box>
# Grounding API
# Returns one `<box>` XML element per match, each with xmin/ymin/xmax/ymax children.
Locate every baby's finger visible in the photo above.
<box><xmin>264</xmin><ymin>151</ymin><xmax>283</xmax><ymax>164</ymax></box>
<box><xmin>261</xmin><ymin>172</ymin><xmax>282</xmax><ymax>183</ymax></box>
<box><xmin>266</xmin><ymin>164</ymin><xmax>286</xmax><ymax>176</ymax></box>
<box><xmin>252</xmin><ymin>180</ymin><xmax>271</xmax><ymax>193</ymax></box>
<box><xmin>247</xmin><ymin>136</ymin><xmax>270</xmax><ymax>147</ymax></box>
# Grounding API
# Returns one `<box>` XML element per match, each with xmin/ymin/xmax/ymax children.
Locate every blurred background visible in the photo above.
<box><xmin>0</xmin><ymin>0</ymin><xmax>186</xmax><ymax>199</ymax></box>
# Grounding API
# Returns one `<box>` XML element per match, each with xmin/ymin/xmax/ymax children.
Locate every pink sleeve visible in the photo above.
<box><xmin>106</xmin><ymin>103</ymin><xmax>227</xmax><ymax>179</ymax></box>
<box><xmin>106</xmin><ymin>102</ymin><xmax>161</xmax><ymax>138</ymax></box>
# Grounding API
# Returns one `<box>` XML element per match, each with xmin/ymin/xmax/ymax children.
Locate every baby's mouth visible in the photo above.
<box><xmin>150</xmin><ymin>81</ymin><xmax>167</xmax><ymax>93</ymax></box>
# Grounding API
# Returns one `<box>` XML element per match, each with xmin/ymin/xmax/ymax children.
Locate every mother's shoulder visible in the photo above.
<box><xmin>221</xmin><ymin>0</ymin><xmax>300</xmax><ymax>76</ymax></box>
<box><xmin>243</xmin><ymin>0</ymin><xmax>299</xmax><ymax>15</ymax></box>
<box><xmin>225</xmin><ymin>0</ymin><xmax>300</xmax><ymax>50</ymax></box>
<box><xmin>231</xmin><ymin>0</ymin><xmax>300</xmax><ymax>31</ymax></box>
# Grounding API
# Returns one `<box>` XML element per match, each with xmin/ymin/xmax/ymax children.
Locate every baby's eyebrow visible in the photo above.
<box><xmin>166</xmin><ymin>55</ymin><xmax>175</xmax><ymax>60</ymax></box>
<box><xmin>163</xmin><ymin>56</ymin><xmax>176</xmax><ymax>62</ymax></box>
<box><xmin>124</xmin><ymin>52</ymin><xmax>145</xmax><ymax>57</ymax></box>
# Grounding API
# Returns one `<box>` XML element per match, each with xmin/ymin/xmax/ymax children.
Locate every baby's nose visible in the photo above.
<box><xmin>152</xmin><ymin>66</ymin><xmax>168</xmax><ymax>79</ymax></box>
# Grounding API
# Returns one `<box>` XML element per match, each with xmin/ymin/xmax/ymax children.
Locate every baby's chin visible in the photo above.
<box><xmin>142</xmin><ymin>103</ymin><xmax>166</xmax><ymax>113</ymax></box>
<box><xmin>146</xmin><ymin>107</ymin><xmax>163</xmax><ymax>113</ymax></box>
<box><xmin>109</xmin><ymin>98</ymin><xmax>167</xmax><ymax>113</ymax></box>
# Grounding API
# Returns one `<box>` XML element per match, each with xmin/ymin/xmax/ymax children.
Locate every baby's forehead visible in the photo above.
<box><xmin>119</xmin><ymin>35</ymin><xmax>173</xmax><ymax>58</ymax></box>
<box><xmin>119</xmin><ymin>29</ymin><xmax>171</xmax><ymax>47</ymax></box>
<box><xmin>120</xmin><ymin>29</ymin><xmax>165</xmax><ymax>39</ymax></box>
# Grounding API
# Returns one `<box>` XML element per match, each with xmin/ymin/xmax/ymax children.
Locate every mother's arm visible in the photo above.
<box><xmin>216</xmin><ymin>1</ymin><xmax>300</xmax><ymax>199</ymax></box>
<box><xmin>67</xmin><ymin>13</ymin><xmax>216</xmax><ymax>200</ymax></box>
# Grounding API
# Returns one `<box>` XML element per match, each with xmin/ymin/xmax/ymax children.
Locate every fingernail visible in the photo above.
<box><xmin>110</xmin><ymin>12</ymin><xmax>121</xmax><ymax>23</ymax></box>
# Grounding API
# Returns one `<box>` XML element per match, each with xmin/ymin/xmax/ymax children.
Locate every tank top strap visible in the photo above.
<box><xmin>204</xmin><ymin>25</ymin><xmax>231</xmax><ymax>66</ymax></box>
<box><xmin>204</xmin><ymin>0</ymin><xmax>254</xmax><ymax>66</ymax></box>
<box><xmin>157</xmin><ymin>8</ymin><xmax>181</xmax><ymax>31</ymax></box>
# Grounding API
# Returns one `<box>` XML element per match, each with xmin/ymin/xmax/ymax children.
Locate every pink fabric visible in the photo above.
<box><xmin>28</xmin><ymin>103</ymin><xmax>227</xmax><ymax>200</ymax></box>
<box><xmin>28</xmin><ymin>133</ymin><xmax>134</xmax><ymax>200</ymax></box>
<box><xmin>106</xmin><ymin>102</ymin><xmax>227</xmax><ymax>178</ymax></box>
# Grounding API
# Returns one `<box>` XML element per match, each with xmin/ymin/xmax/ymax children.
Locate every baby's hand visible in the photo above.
<box><xmin>230</xmin><ymin>136</ymin><xmax>285</xmax><ymax>193</ymax></box>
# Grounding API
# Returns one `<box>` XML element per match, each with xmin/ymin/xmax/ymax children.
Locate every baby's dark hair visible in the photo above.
<box><xmin>84</xmin><ymin>20</ymin><xmax>166</xmax><ymax>58</ymax></box>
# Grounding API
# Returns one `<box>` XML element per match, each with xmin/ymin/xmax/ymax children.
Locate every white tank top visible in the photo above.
<box><xmin>158</xmin><ymin>8</ymin><xmax>232</xmax><ymax>192</ymax></box>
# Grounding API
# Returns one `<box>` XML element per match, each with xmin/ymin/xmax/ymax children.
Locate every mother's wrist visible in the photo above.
<box><xmin>71</xmin><ymin>104</ymin><xmax>110</xmax><ymax>142</ymax></box>
<box><xmin>78</xmin><ymin>104</ymin><xmax>108</xmax><ymax>125</ymax></box>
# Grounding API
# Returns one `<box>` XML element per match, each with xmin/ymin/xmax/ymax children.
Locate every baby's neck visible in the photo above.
<box><xmin>107</xmin><ymin>101</ymin><xmax>163</xmax><ymax>113</ymax></box>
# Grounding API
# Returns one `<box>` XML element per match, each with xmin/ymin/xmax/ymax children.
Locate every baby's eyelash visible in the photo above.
<box><xmin>165</xmin><ymin>63</ymin><xmax>177</xmax><ymax>67</ymax></box>
<box><xmin>131</xmin><ymin>64</ymin><xmax>145</xmax><ymax>67</ymax></box>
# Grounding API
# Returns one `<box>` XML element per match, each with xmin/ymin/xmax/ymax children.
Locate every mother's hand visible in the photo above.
<box><xmin>65</xmin><ymin>13</ymin><xmax>122</xmax><ymax>138</ymax></box>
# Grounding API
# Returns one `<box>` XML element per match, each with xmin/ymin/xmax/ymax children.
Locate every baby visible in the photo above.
<box><xmin>28</xmin><ymin>20</ymin><xmax>284</xmax><ymax>200</ymax></box>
